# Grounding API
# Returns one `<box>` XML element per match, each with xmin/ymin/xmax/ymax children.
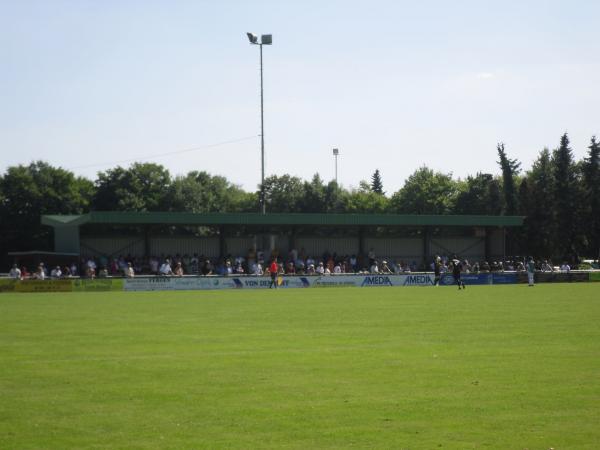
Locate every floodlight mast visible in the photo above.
<box><xmin>333</xmin><ymin>148</ymin><xmax>339</xmax><ymax>184</ymax></box>
<box><xmin>246</xmin><ymin>33</ymin><xmax>272</xmax><ymax>214</ymax></box>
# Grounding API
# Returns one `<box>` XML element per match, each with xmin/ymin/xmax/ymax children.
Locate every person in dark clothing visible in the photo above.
<box><xmin>451</xmin><ymin>258</ymin><xmax>466</xmax><ymax>289</ymax></box>
<box><xmin>434</xmin><ymin>256</ymin><xmax>442</xmax><ymax>286</ymax></box>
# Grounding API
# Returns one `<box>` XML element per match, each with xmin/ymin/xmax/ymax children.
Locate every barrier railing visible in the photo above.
<box><xmin>1</xmin><ymin>270</ymin><xmax>598</xmax><ymax>293</ymax></box>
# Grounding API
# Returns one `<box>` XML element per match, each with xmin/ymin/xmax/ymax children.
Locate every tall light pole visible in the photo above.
<box><xmin>332</xmin><ymin>148</ymin><xmax>339</xmax><ymax>184</ymax></box>
<box><xmin>246</xmin><ymin>32</ymin><xmax>272</xmax><ymax>214</ymax></box>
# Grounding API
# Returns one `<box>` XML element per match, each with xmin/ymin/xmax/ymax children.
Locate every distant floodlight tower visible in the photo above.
<box><xmin>246</xmin><ymin>32</ymin><xmax>272</xmax><ymax>214</ymax></box>
<box><xmin>332</xmin><ymin>148</ymin><xmax>340</xmax><ymax>184</ymax></box>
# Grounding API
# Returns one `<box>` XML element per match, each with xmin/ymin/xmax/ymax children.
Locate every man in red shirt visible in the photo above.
<box><xmin>269</xmin><ymin>258</ymin><xmax>279</xmax><ymax>289</ymax></box>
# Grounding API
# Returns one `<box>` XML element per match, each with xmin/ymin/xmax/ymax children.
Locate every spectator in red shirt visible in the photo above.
<box><xmin>269</xmin><ymin>258</ymin><xmax>279</xmax><ymax>289</ymax></box>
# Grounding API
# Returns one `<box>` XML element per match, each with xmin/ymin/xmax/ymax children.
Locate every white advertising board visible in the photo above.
<box><xmin>123</xmin><ymin>274</ymin><xmax>436</xmax><ymax>291</ymax></box>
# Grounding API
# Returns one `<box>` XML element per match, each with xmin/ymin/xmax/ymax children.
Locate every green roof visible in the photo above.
<box><xmin>42</xmin><ymin>212</ymin><xmax>524</xmax><ymax>227</ymax></box>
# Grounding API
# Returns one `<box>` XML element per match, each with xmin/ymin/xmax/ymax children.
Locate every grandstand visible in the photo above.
<box><xmin>42</xmin><ymin>212</ymin><xmax>523</xmax><ymax>265</ymax></box>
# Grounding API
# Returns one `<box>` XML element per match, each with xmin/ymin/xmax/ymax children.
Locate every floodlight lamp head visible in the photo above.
<box><xmin>261</xmin><ymin>34</ymin><xmax>272</xmax><ymax>45</ymax></box>
<box><xmin>246</xmin><ymin>32</ymin><xmax>258</xmax><ymax>44</ymax></box>
<box><xmin>333</xmin><ymin>148</ymin><xmax>339</xmax><ymax>155</ymax></box>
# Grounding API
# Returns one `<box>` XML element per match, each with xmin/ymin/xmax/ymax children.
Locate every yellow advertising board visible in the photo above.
<box><xmin>72</xmin><ymin>279</ymin><xmax>124</xmax><ymax>292</ymax></box>
<box><xmin>0</xmin><ymin>279</ymin><xmax>17</xmax><ymax>293</ymax></box>
<box><xmin>14</xmin><ymin>279</ymin><xmax>73</xmax><ymax>293</ymax></box>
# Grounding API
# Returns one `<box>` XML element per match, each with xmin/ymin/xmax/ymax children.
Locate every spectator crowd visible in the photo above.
<box><xmin>5</xmin><ymin>246</ymin><xmax>594</xmax><ymax>281</ymax></box>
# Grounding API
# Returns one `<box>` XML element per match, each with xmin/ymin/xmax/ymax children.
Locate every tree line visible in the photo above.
<box><xmin>0</xmin><ymin>133</ymin><xmax>598</xmax><ymax>261</ymax></box>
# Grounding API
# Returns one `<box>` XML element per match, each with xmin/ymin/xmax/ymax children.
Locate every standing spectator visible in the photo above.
<box><xmin>434</xmin><ymin>256</ymin><xmax>442</xmax><ymax>286</ymax></box>
<box><xmin>526</xmin><ymin>257</ymin><xmax>536</xmax><ymax>286</ymax></box>
<box><xmin>269</xmin><ymin>258</ymin><xmax>279</xmax><ymax>289</ymax></box>
<box><xmin>9</xmin><ymin>264</ymin><xmax>21</xmax><ymax>280</ymax></box>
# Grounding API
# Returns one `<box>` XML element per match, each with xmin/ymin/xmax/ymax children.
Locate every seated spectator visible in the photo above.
<box><xmin>235</xmin><ymin>262</ymin><xmax>245</xmax><ymax>274</ymax></box>
<box><xmin>98</xmin><ymin>267</ymin><xmax>109</xmax><ymax>278</ymax></box>
<box><xmin>316</xmin><ymin>262</ymin><xmax>325</xmax><ymax>274</ymax></box>
<box><xmin>149</xmin><ymin>257</ymin><xmax>159</xmax><ymax>275</ymax></box>
<box><xmin>50</xmin><ymin>266</ymin><xmax>62</xmax><ymax>278</ymax></box>
<box><xmin>21</xmin><ymin>267</ymin><xmax>29</xmax><ymax>278</ymax></box>
<box><xmin>86</xmin><ymin>266</ymin><xmax>96</xmax><ymax>279</ymax></box>
<box><xmin>349</xmin><ymin>254</ymin><xmax>358</xmax><ymax>272</ymax></box>
<box><xmin>70</xmin><ymin>262</ymin><xmax>78</xmax><ymax>277</ymax></box>
<box><xmin>224</xmin><ymin>260</ymin><xmax>233</xmax><ymax>276</ymax></box>
<box><xmin>32</xmin><ymin>265</ymin><xmax>45</xmax><ymax>280</ymax></box>
<box><xmin>560</xmin><ymin>262</ymin><xmax>571</xmax><ymax>272</ymax></box>
<box><xmin>286</xmin><ymin>261</ymin><xmax>296</xmax><ymax>274</ymax></box>
<box><xmin>251</xmin><ymin>261</ymin><xmax>263</xmax><ymax>276</ymax></box>
<box><xmin>333</xmin><ymin>263</ymin><xmax>342</xmax><ymax>274</ymax></box>
<box><xmin>125</xmin><ymin>262</ymin><xmax>135</xmax><ymax>278</ymax></box>
<box><xmin>201</xmin><ymin>260</ymin><xmax>213</xmax><ymax>276</ymax></box>
<box><xmin>370</xmin><ymin>261</ymin><xmax>379</xmax><ymax>274</ymax></box>
<box><xmin>306</xmin><ymin>264</ymin><xmax>316</xmax><ymax>275</ymax></box>
<box><xmin>62</xmin><ymin>266</ymin><xmax>72</xmax><ymax>277</ymax></box>
<box><xmin>481</xmin><ymin>261</ymin><xmax>491</xmax><ymax>272</ymax></box>
<box><xmin>9</xmin><ymin>264</ymin><xmax>21</xmax><ymax>280</ymax></box>
<box><xmin>380</xmin><ymin>260</ymin><xmax>392</xmax><ymax>274</ymax></box>
<box><xmin>174</xmin><ymin>262</ymin><xmax>184</xmax><ymax>277</ymax></box>
<box><xmin>541</xmin><ymin>260</ymin><xmax>553</xmax><ymax>272</ymax></box>
<box><xmin>463</xmin><ymin>260</ymin><xmax>472</xmax><ymax>273</ymax></box>
<box><xmin>159</xmin><ymin>259</ymin><xmax>173</xmax><ymax>276</ymax></box>
<box><xmin>471</xmin><ymin>262</ymin><xmax>480</xmax><ymax>273</ymax></box>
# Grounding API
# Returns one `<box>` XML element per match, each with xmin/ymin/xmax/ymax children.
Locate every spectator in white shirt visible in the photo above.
<box><xmin>50</xmin><ymin>266</ymin><xmax>62</xmax><ymax>278</ymax></box>
<box><xmin>9</xmin><ymin>264</ymin><xmax>21</xmax><ymax>279</ymax></box>
<box><xmin>159</xmin><ymin>259</ymin><xmax>173</xmax><ymax>275</ymax></box>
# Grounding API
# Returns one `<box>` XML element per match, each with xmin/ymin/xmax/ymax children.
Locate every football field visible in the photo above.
<box><xmin>1</xmin><ymin>284</ymin><xmax>599</xmax><ymax>449</ymax></box>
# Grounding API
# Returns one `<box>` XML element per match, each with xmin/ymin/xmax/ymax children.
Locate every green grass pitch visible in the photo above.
<box><xmin>1</xmin><ymin>284</ymin><xmax>599</xmax><ymax>449</ymax></box>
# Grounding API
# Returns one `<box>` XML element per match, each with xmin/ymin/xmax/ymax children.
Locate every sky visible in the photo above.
<box><xmin>1</xmin><ymin>0</ymin><xmax>599</xmax><ymax>193</ymax></box>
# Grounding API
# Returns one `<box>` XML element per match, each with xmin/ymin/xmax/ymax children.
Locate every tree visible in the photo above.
<box><xmin>345</xmin><ymin>181</ymin><xmax>389</xmax><ymax>213</ymax></box>
<box><xmin>0</xmin><ymin>162</ymin><xmax>94</xmax><ymax>253</ymax></box>
<box><xmin>300</xmin><ymin>174</ymin><xmax>327</xmax><ymax>213</ymax></box>
<box><xmin>582</xmin><ymin>136</ymin><xmax>600</xmax><ymax>257</ymax></box>
<box><xmin>454</xmin><ymin>173</ymin><xmax>503</xmax><ymax>215</ymax></box>
<box><xmin>497</xmin><ymin>143</ymin><xmax>521</xmax><ymax>215</ymax></box>
<box><xmin>169</xmin><ymin>171</ymin><xmax>256</xmax><ymax>213</ymax></box>
<box><xmin>519</xmin><ymin>148</ymin><xmax>556</xmax><ymax>257</ymax></box>
<box><xmin>551</xmin><ymin>134</ymin><xmax>578</xmax><ymax>257</ymax></box>
<box><xmin>261</xmin><ymin>174</ymin><xmax>305</xmax><ymax>213</ymax></box>
<box><xmin>389</xmin><ymin>166</ymin><xmax>459</xmax><ymax>214</ymax></box>
<box><xmin>371</xmin><ymin>169</ymin><xmax>384</xmax><ymax>194</ymax></box>
<box><xmin>92</xmin><ymin>163</ymin><xmax>172</xmax><ymax>211</ymax></box>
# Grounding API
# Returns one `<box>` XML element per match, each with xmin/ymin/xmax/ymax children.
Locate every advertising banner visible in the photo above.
<box><xmin>517</xmin><ymin>272</ymin><xmax>590</xmax><ymax>283</ymax></box>
<box><xmin>590</xmin><ymin>272</ymin><xmax>600</xmax><ymax>282</ymax></box>
<box><xmin>124</xmin><ymin>276</ymin><xmax>238</xmax><ymax>291</ymax></box>
<box><xmin>492</xmin><ymin>273</ymin><xmax>517</xmax><ymax>284</ymax></box>
<box><xmin>440</xmin><ymin>273</ymin><xmax>492</xmax><ymax>286</ymax></box>
<box><xmin>0</xmin><ymin>279</ymin><xmax>17</xmax><ymax>293</ymax></box>
<box><xmin>72</xmin><ymin>279</ymin><xmax>124</xmax><ymax>292</ymax></box>
<box><xmin>14</xmin><ymin>279</ymin><xmax>73</xmax><ymax>292</ymax></box>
